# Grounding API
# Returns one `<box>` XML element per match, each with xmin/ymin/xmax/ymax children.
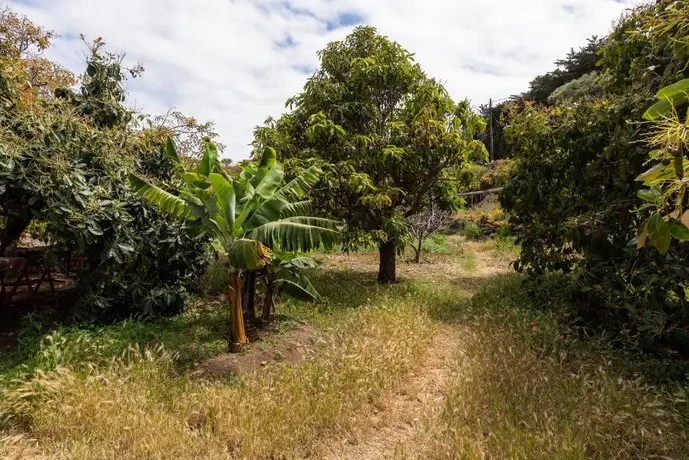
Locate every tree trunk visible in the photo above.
<box><xmin>262</xmin><ymin>281</ymin><xmax>275</xmax><ymax>323</ymax></box>
<box><xmin>0</xmin><ymin>214</ymin><xmax>32</xmax><ymax>256</ymax></box>
<box><xmin>228</xmin><ymin>271</ymin><xmax>248</xmax><ymax>352</ymax></box>
<box><xmin>378</xmin><ymin>240</ymin><xmax>397</xmax><ymax>284</ymax></box>
<box><xmin>414</xmin><ymin>232</ymin><xmax>424</xmax><ymax>264</ymax></box>
<box><xmin>242</xmin><ymin>271</ymin><xmax>257</xmax><ymax>326</ymax></box>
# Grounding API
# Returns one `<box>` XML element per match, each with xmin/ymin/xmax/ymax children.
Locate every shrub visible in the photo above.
<box><xmin>501</xmin><ymin>0</ymin><xmax>689</xmax><ymax>355</ymax></box>
<box><xmin>462</xmin><ymin>222</ymin><xmax>482</xmax><ymax>241</ymax></box>
<box><xmin>196</xmin><ymin>255</ymin><xmax>231</xmax><ymax>297</ymax></box>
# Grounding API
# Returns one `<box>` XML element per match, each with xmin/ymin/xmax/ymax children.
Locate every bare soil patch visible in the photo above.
<box><xmin>192</xmin><ymin>322</ymin><xmax>317</xmax><ymax>378</ymax></box>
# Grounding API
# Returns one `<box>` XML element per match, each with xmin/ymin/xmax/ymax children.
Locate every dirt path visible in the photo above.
<box><xmin>321</xmin><ymin>238</ymin><xmax>509</xmax><ymax>459</ymax></box>
<box><xmin>323</xmin><ymin>323</ymin><xmax>463</xmax><ymax>460</ymax></box>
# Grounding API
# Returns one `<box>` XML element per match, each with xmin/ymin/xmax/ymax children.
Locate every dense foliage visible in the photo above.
<box><xmin>253</xmin><ymin>26</ymin><xmax>486</xmax><ymax>283</ymax></box>
<box><xmin>501</xmin><ymin>0</ymin><xmax>689</xmax><ymax>356</ymax></box>
<box><xmin>0</xmin><ymin>14</ymin><xmax>210</xmax><ymax>320</ymax></box>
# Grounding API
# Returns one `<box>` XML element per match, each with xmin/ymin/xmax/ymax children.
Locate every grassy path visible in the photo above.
<box><xmin>324</xmin><ymin>324</ymin><xmax>463</xmax><ymax>459</ymax></box>
<box><xmin>319</xmin><ymin>239</ymin><xmax>512</xmax><ymax>459</ymax></box>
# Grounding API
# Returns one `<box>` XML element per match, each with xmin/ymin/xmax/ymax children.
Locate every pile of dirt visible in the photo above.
<box><xmin>192</xmin><ymin>322</ymin><xmax>318</xmax><ymax>379</ymax></box>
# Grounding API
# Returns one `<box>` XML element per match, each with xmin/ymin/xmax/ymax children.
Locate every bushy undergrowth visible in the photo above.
<box><xmin>462</xmin><ymin>222</ymin><xmax>482</xmax><ymax>241</ymax></box>
<box><xmin>501</xmin><ymin>0</ymin><xmax>689</xmax><ymax>356</ymax></box>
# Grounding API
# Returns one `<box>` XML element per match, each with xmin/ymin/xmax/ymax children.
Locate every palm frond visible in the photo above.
<box><xmin>277</xmin><ymin>276</ymin><xmax>322</xmax><ymax>302</ymax></box>
<box><xmin>275</xmin><ymin>165</ymin><xmax>322</xmax><ymax>202</ymax></box>
<box><xmin>280</xmin><ymin>200</ymin><xmax>313</xmax><ymax>218</ymax></box>
<box><xmin>248</xmin><ymin>216</ymin><xmax>342</xmax><ymax>252</ymax></box>
<box><xmin>209</xmin><ymin>172</ymin><xmax>236</xmax><ymax>227</ymax></box>
<box><xmin>129</xmin><ymin>174</ymin><xmax>199</xmax><ymax>221</ymax></box>
<box><xmin>253</xmin><ymin>163</ymin><xmax>285</xmax><ymax>200</ymax></box>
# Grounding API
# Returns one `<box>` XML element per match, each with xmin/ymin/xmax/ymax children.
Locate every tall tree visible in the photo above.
<box><xmin>254</xmin><ymin>26</ymin><xmax>485</xmax><ymax>283</ymax></box>
<box><xmin>523</xmin><ymin>36</ymin><xmax>603</xmax><ymax>104</ymax></box>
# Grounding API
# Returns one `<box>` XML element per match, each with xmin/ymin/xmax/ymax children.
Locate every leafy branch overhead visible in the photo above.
<box><xmin>636</xmin><ymin>79</ymin><xmax>689</xmax><ymax>254</ymax></box>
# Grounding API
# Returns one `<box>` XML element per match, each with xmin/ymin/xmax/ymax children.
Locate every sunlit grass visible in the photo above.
<box><xmin>0</xmin><ymin>239</ymin><xmax>687</xmax><ymax>459</ymax></box>
<box><xmin>403</xmin><ymin>276</ymin><xmax>689</xmax><ymax>459</ymax></box>
<box><xmin>0</xmin><ymin>279</ymin><xmax>434</xmax><ymax>459</ymax></box>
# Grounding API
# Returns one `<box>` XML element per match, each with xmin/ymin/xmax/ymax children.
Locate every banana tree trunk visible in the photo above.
<box><xmin>242</xmin><ymin>270</ymin><xmax>257</xmax><ymax>325</ymax></box>
<box><xmin>262</xmin><ymin>281</ymin><xmax>275</xmax><ymax>323</ymax></box>
<box><xmin>228</xmin><ymin>271</ymin><xmax>248</xmax><ymax>352</ymax></box>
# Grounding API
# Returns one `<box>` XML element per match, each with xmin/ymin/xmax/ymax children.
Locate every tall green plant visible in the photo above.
<box><xmin>130</xmin><ymin>139</ymin><xmax>340</xmax><ymax>351</ymax></box>
<box><xmin>260</xmin><ymin>253</ymin><xmax>321</xmax><ymax>322</ymax></box>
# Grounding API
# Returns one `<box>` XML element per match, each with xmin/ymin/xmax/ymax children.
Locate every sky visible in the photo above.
<box><xmin>8</xmin><ymin>0</ymin><xmax>637</xmax><ymax>160</ymax></box>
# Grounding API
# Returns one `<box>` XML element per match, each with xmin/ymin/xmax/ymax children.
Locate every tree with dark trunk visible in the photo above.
<box><xmin>253</xmin><ymin>26</ymin><xmax>486</xmax><ymax>283</ymax></box>
<box><xmin>378</xmin><ymin>240</ymin><xmax>397</xmax><ymax>283</ymax></box>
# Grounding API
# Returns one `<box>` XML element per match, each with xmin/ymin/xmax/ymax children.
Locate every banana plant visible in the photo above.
<box><xmin>129</xmin><ymin>138</ymin><xmax>341</xmax><ymax>351</ymax></box>
<box><xmin>260</xmin><ymin>253</ymin><xmax>322</xmax><ymax>322</ymax></box>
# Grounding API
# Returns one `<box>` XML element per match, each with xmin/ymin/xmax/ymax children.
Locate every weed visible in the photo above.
<box><xmin>463</xmin><ymin>222</ymin><xmax>482</xmax><ymax>241</ymax></box>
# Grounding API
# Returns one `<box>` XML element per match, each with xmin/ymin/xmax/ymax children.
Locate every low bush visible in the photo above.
<box><xmin>462</xmin><ymin>222</ymin><xmax>482</xmax><ymax>241</ymax></box>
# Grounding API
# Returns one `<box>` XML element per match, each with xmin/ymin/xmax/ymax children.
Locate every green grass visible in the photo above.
<box><xmin>0</xmin><ymin>273</ymin><xmax>436</xmax><ymax>459</ymax></box>
<box><xmin>421</xmin><ymin>233</ymin><xmax>449</xmax><ymax>254</ymax></box>
<box><xmin>0</xmin><ymin>298</ymin><xmax>228</xmax><ymax>387</ymax></box>
<box><xmin>461</xmin><ymin>246</ymin><xmax>477</xmax><ymax>272</ymax></box>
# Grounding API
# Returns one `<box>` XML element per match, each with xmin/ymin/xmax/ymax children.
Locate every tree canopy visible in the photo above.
<box><xmin>0</xmin><ymin>12</ymin><xmax>210</xmax><ymax>319</ymax></box>
<box><xmin>253</xmin><ymin>26</ymin><xmax>486</xmax><ymax>283</ymax></box>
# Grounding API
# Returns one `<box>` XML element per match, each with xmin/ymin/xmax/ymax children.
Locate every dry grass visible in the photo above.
<box><xmin>1</xmin><ymin>238</ymin><xmax>687</xmax><ymax>459</ymax></box>
<box><xmin>400</xmin><ymin>277</ymin><xmax>689</xmax><ymax>460</ymax></box>
<box><xmin>0</xmin><ymin>300</ymin><xmax>433</xmax><ymax>459</ymax></box>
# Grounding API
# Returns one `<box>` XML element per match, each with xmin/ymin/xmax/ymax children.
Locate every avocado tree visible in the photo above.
<box><xmin>131</xmin><ymin>140</ymin><xmax>340</xmax><ymax>351</ymax></box>
<box><xmin>254</xmin><ymin>26</ymin><xmax>486</xmax><ymax>283</ymax></box>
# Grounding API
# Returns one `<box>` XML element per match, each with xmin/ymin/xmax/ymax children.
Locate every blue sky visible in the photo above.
<box><xmin>9</xmin><ymin>0</ymin><xmax>636</xmax><ymax>160</ymax></box>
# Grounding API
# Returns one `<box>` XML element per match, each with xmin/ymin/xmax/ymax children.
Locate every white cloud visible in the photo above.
<box><xmin>8</xmin><ymin>0</ymin><xmax>636</xmax><ymax>160</ymax></box>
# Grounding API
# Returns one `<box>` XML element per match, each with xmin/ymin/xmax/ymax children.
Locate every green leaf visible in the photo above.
<box><xmin>282</xmin><ymin>255</ymin><xmax>320</xmax><ymax>270</ymax></box>
<box><xmin>227</xmin><ymin>238</ymin><xmax>272</xmax><ymax>270</ymax></box>
<box><xmin>258</xmin><ymin>147</ymin><xmax>277</xmax><ymax>170</ymax></box>
<box><xmin>129</xmin><ymin>174</ymin><xmax>197</xmax><ymax>221</ymax></box>
<box><xmin>165</xmin><ymin>138</ymin><xmax>180</xmax><ymax>163</ymax></box>
<box><xmin>244</xmin><ymin>166</ymin><xmax>322</xmax><ymax>232</ymax></box>
<box><xmin>656</xmin><ymin>78</ymin><xmax>689</xmax><ymax>100</ymax></box>
<box><xmin>253</xmin><ymin>163</ymin><xmax>285</xmax><ymax>200</ymax></box>
<box><xmin>643</xmin><ymin>79</ymin><xmax>689</xmax><ymax>120</ymax></box>
<box><xmin>208</xmin><ymin>173</ymin><xmax>236</xmax><ymax>227</ymax></box>
<box><xmin>248</xmin><ymin>216</ymin><xmax>342</xmax><ymax>252</ymax></box>
<box><xmin>277</xmin><ymin>276</ymin><xmax>322</xmax><ymax>302</ymax></box>
<box><xmin>637</xmin><ymin>230</ymin><xmax>648</xmax><ymax>250</ymax></box>
<box><xmin>637</xmin><ymin>186</ymin><xmax>662</xmax><ymax>203</ymax></box>
<box><xmin>643</xmin><ymin>99</ymin><xmax>675</xmax><ymax>121</ymax></box>
<box><xmin>668</xmin><ymin>219</ymin><xmax>689</xmax><ymax>241</ymax></box>
<box><xmin>646</xmin><ymin>213</ymin><xmax>671</xmax><ymax>254</ymax></box>
<box><xmin>199</xmin><ymin>138</ymin><xmax>219</xmax><ymax>177</ymax></box>
<box><xmin>635</xmin><ymin>163</ymin><xmax>675</xmax><ymax>183</ymax></box>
